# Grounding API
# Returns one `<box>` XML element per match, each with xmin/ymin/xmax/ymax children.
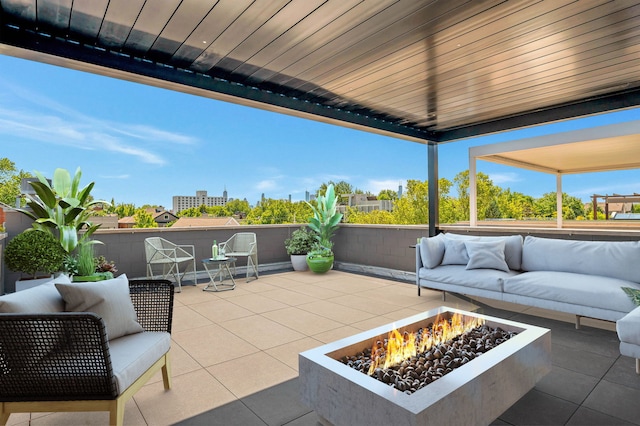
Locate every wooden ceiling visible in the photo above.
<box><xmin>1</xmin><ymin>0</ymin><xmax>639</xmax><ymax>143</ymax></box>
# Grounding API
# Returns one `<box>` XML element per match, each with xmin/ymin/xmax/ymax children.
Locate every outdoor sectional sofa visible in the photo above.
<box><xmin>0</xmin><ymin>274</ymin><xmax>174</xmax><ymax>425</ymax></box>
<box><xmin>416</xmin><ymin>233</ymin><xmax>640</xmax><ymax>373</ymax></box>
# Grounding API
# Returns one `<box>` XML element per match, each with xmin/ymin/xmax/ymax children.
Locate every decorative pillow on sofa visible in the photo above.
<box><xmin>55</xmin><ymin>274</ymin><xmax>143</xmax><ymax>340</ymax></box>
<box><xmin>419</xmin><ymin>233</ymin><xmax>446</xmax><ymax>268</ymax></box>
<box><xmin>441</xmin><ymin>238</ymin><xmax>470</xmax><ymax>265</ymax></box>
<box><xmin>464</xmin><ymin>240</ymin><xmax>510</xmax><ymax>272</ymax></box>
<box><xmin>443</xmin><ymin>233</ymin><xmax>522</xmax><ymax>270</ymax></box>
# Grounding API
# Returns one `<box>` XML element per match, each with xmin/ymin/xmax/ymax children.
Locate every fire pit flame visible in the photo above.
<box><xmin>367</xmin><ymin>313</ymin><xmax>485</xmax><ymax>375</ymax></box>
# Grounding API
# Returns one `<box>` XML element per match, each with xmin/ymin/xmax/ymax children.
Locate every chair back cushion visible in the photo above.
<box><xmin>55</xmin><ymin>274</ymin><xmax>144</xmax><ymax>340</ymax></box>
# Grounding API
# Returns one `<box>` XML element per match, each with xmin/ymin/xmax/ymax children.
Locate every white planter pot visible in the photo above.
<box><xmin>15</xmin><ymin>275</ymin><xmax>54</xmax><ymax>292</ymax></box>
<box><xmin>291</xmin><ymin>254</ymin><xmax>309</xmax><ymax>271</ymax></box>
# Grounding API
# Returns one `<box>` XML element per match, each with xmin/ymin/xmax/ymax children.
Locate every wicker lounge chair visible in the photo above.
<box><xmin>0</xmin><ymin>278</ymin><xmax>174</xmax><ymax>426</ymax></box>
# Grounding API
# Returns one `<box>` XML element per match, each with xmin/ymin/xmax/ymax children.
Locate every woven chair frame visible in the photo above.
<box><xmin>0</xmin><ymin>279</ymin><xmax>174</xmax><ymax>403</ymax></box>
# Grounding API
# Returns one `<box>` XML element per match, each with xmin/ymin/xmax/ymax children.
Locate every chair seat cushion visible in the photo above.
<box><xmin>109</xmin><ymin>331</ymin><xmax>171</xmax><ymax>394</ymax></box>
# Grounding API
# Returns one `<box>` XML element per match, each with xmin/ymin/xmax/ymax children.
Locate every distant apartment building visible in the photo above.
<box><xmin>338</xmin><ymin>193</ymin><xmax>393</xmax><ymax>214</ymax></box>
<box><xmin>172</xmin><ymin>190</ymin><xmax>228</xmax><ymax>213</ymax></box>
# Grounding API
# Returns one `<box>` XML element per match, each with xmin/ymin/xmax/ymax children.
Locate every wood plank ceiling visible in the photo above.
<box><xmin>1</xmin><ymin>0</ymin><xmax>639</xmax><ymax>143</ymax></box>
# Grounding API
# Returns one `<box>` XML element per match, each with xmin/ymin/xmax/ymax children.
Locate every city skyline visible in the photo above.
<box><xmin>1</xmin><ymin>54</ymin><xmax>640</xmax><ymax>209</ymax></box>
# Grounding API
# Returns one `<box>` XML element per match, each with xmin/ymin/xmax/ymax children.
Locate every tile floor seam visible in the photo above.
<box><xmin>216</xmin><ymin>312</ymin><xmax>308</xmax><ymax>350</ymax></box>
<box><xmin>292</xmin><ymin>301</ymin><xmax>377</xmax><ymax>325</ymax></box>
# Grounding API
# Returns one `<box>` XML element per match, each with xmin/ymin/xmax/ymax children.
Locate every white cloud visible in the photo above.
<box><xmin>256</xmin><ymin>180</ymin><xmax>278</xmax><ymax>190</ymax></box>
<box><xmin>0</xmin><ymin>83</ymin><xmax>198</xmax><ymax>165</ymax></box>
<box><xmin>100</xmin><ymin>174</ymin><xmax>130</xmax><ymax>179</ymax></box>
<box><xmin>571</xmin><ymin>181</ymin><xmax>640</xmax><ymax>197</ymax></box>
<box><xmin>488</xmin><ymin>172</ymin><xmax>521</xmax><ymax>185</ymax></box>
<box><xmin>366</xmin><ymin>179</ymin><xmax>405</xmax><ymax>194</ymax></box>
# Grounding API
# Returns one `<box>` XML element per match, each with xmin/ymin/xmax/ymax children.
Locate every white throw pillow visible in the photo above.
<box><xmin>441</xmin><ymin>239</ymin><xmax>470</xmax><ymax>265</ymax></box>
<box><xmin>55</xmin><ymin>274</ymin><xmax>143</xmax><ymax>340</ymax></box>
<box><xmin>464</xmin><ymin>240</ymin><xmax>510</xmax><ymax>272</ymax></box>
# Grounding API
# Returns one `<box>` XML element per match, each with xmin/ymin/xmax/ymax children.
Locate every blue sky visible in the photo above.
<box><xmin>1</xmin><ymin>53</ymin><xmax>639</xmax><ymax>209</ymax></box>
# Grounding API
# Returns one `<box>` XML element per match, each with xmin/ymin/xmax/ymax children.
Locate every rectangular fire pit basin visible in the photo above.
<box><xmin>299</xmin><ymin>307</ymin><xmax>551</xmax><ymax>426</ymax></box>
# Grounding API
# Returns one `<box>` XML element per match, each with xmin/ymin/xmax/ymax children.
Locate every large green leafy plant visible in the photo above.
<box><xmin>305</xmin><ymin>183</ymin><xmax>343</xmax><ymax>255</ymax></box>
<box><xmin>16</xmin><ymin>167</ymin><xmax>108</xmax><ymax>253</ymax></box>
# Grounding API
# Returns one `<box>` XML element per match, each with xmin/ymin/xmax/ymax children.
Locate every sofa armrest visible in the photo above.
<box><xmin>617</xmin><ymin>306</ymin><xmax>640</xmax><ymax>345</ymax></box>
<box><xmin>0</xmin><ymin>312</ymin><xmax>117</xmax><ymax>401</ymax></box>
<box><xmin>128</xmin><ymin>279</ymin><xmax>175</xmax><ymax>333</ymax></box>
<box><xmin>416</xmin><ymin>240</ymin><xmax>424</xmax><ymax>286</ymax></box>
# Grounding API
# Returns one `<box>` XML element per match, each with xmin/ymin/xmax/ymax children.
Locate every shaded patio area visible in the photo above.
<box><xmin>5</xmin><ymin>270</ymin><xmax>640</xmax><ymax>425</ymax></box>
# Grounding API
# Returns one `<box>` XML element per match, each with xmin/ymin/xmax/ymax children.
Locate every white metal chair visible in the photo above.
<box><xmin>144</xmin><ymin>237</ymin><xmax>196</xmax><ymax>292</ymax></box>
<box><xmin>219</xmin><ymin>232</ymin><xmax>258</xmax><ymax>282</ymax></box>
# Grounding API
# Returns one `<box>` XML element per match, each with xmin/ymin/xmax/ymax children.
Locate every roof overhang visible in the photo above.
<box><xmin>470</xmin><ymin>120</ymin><xmax>640</xmax><ymax>175</ymax></box>
<box><xmin>2</xmin><ymin>0</ymin><xmax>640</xmax><ymax>144</ymax></box>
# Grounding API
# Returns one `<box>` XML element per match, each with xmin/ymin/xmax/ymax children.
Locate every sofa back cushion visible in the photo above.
<box><xmin>522</xmin><ymin>236</ymin><xmax>640</xmax><ymax>283</ymax></box>
<box><xmin>0</xmin><ymin>275</ymin><xmax>70</xmax><ymax>313</ymax></box>
<box><xmin>443</xmin><ymin>233</ymin><xmax>523</xmax><ymax>271</ymax></box>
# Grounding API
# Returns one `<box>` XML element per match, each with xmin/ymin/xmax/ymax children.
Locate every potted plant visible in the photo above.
<box><xmin>284</xmin><ymin>227</ymin><xmax>316</xmax><ymax>271</ymax></box>
<box><xmin>72</xmin><ymin>242</ymin><xmax>116</xmax><ymax>282</ymax></box>
<box><xmin>15</xmin><ymin>167</ymin><xmax>109</xmax><ymax>253</ymax></box>
<box><xmin>4</xmin><ymin>230</ymin><xmax>67</xmax><ymax>291</ymax></box>
<box><xmin>305</xmin><ymin>183</ymin><xmax>343</xmax><ymax>273</ymax></box>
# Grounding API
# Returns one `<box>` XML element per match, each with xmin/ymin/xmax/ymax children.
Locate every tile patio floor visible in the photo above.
<box><xmin>6</xmin><ymin>270</ymin><xmax>640</xmax><ymax>425</ymax></box>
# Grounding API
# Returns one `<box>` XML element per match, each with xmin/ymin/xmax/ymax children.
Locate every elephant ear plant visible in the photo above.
<box><xmin>305</xmin><ymin>183</ymin><xmax>343</xmax><ymax>254</ymax></box>
<box><xmin>15</xmin><ymin>167</ymin><xmax>109</xmax><ymax>253</ymax></box>
<box><xmin>304</xmin><ymin>183</ymin><xmax>343</xmax><ymax>273</ymax></box>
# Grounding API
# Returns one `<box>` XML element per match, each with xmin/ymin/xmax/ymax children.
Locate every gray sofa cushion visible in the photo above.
<box><xmin>109</xmin><ymin>331</ymin><xmax>171</xmax><ymax>394</ymax></box>
<box><xmin>521</xmin><ymin>236</ymin><xmax>640</xmax><ymax>283</ymax></box>
<box><xmin>419</xmin><ymin>265</ymin><xmax>517</xmax><ymax>292</ymax></box>
<box><xmin>503</xmin><ymin>271</ymin><xmax>640</xmax><ymax>313</ymax></box>
<box><xmin>444</xmin><ymin>233</ymin><xmax>523</xmax><ymax>270</ymax></box>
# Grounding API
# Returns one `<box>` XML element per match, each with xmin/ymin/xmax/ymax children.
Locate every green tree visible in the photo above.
<box><xmin>109</xmin><ymin>202</ymin><xmax>137</xmax><ymax>219</ymax></box>
<box><xmin>345</xmin><ymin>207</ymin><xmax>395</xmax><ymax>224</ymax></box>
<box><xmin>377</xmin><ymin>189</ymin><xmax>398</xmax><ymax>201</ymax></box>
<box><xmin>533</xmin><ymin>192</ymin><xmax>585</xmax><ymax>219</ymax></box>
<box><xmin>246</xmin><ymin>199</ymin><xmax>291</xmax><ymax>224</ymax></box>
<box><xmin>495</xmin><ymin>189</ymin><xmax>535</xmax><ymax>220</ymax></box>
<box><xmin>0</xmin><ymin>158</ymin><xmax>33</xmax><ymax>207</ymax></box>
<box><xmin>392</xmin><ymin>179</ymin><xmax>430</xmax><ymax>224</ymax></box>
<box><xmin>317</xmin><ymin>180</ymin><xmax>354</xmax><ymax>200</ymax></box>
<box><xmin>584</xmin><ymin>203</ymin><xmax>606</xmax><ymax>220</ymax></box>
<box><xmin>291</xmin><ymin>200</ymin><xmax>313</xmax><ymax>224</ymax></box>
<box><xmin>133</xmin><ymin>208</ymin><xmax>156</xmax><ymax>228</ymax></box>
<box><xmin>452</xmin><ymin>170</ymin><xmax>501</xmax><ymax>221</ymax></box>
<box><xmin>205</xmin><ymin>205</ymin><xmax>229</xmax><ymax>217</ymax></box>
<box><xmin>177</xmin><ymin>207</ymin><xmax>202</xmax><ymax>217</ymax></box>
<box><xmin>225</xmin><ymin>198</ymin><xmax>251</xmax><ymax>217</ymax></box>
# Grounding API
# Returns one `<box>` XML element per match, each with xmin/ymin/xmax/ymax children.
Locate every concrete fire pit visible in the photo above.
<box><xmin>299</xmin><ymin>306</ymin><xmax>551</xmax><ymax>426</ymax></box>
